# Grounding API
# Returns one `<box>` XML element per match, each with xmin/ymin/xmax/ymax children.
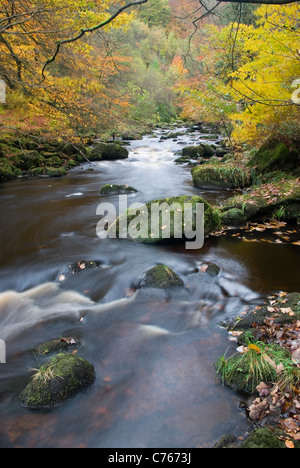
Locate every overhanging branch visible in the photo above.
<box><xmin>41</xmin><ymin>0</ymin><xmax>148</xmax><ymax>80</ymax></box>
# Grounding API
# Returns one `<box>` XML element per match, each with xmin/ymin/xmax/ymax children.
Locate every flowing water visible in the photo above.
<box><xmin>0</xmin><ymin>127</ymin><xmax>299</xmax><ymax>448</ymax></box>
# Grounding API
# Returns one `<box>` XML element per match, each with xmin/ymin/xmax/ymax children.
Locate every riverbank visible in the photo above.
<box><xmin>214</xmin><ymin>291</ymin><xmax>300</xmax><ymax>448</ymax></box>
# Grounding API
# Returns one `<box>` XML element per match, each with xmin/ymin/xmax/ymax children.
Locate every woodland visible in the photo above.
<box><xmin>0</xmin><ymin>0</ymin><xmax>299</xmax><ymax>145</ymax></box>
<box><xmin>0</xmin><ymin>0</ymin><xmax>299</xmax><ymax>450</ymax></box>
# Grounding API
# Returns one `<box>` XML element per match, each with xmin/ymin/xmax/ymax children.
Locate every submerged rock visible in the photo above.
<box><xmin>100</xmin><ymin>184</ymin><xmax>137</xmax><ymax>195</ymax></box>
<box><xmin>19</xmin><ymin>353</ymin><xmax>95</xmax><ymax>409</ymax></box>
<box><xmin>205</xmin><ymin>263</ymin><xmax>221</xmax><ymax>277</ymax></box>
<box><xmin>36</xmin><ymin>338</ymin><xmax>79</xmax><ymax>355</ymax></box>
<box><xmin>68</xmin><ymin>260</ymin><xmax>101</xmax><ymax>274</ymax></box>
<box><xmin>141</xmin><ymin>265</ymin><xmax>185</xmax><ymax>289</ymax></box>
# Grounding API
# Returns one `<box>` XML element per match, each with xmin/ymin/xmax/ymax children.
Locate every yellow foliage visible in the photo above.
<box><xmin>0</xmin><ymin>0</ymin><xmax>135</xmax><ymax>135</ymax></box>
<box><xmin>177</xmin><ymin>4</ymin><xmax>300</xmax><ymax>147</ymax></box>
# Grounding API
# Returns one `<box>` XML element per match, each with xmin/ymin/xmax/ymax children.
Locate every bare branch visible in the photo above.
<box><xmin>41</xmin><ymin>0</ymin><xmax>149</xmax><ymax>80</ymax></box>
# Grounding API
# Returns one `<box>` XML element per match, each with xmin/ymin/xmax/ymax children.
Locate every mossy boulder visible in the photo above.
<box><xmin>90</xmin><ymin>142</ymin><xmax>106</xmax><ymax>161</ymax></box>
<box><xmin>192</xmin><ymin>164</ymin><xmax>251</xmax><ymax>189</ymax></box>
<box><xmin>13</xmin><ymin>138</ymin><xmax>40</xmax><ymax>151</ymax></box>
<box><xmin>141</xmin><ymin>265</ymin><xmax>185</xmax><ymax>289</ymax></box>
<box><xmin>220</xmin><ymin>208</ymin><xmax>247</xmax><ymax>227</ymax></box>
<box><xmin>214</xmin><ymin>427</ymin><xmax>300</xmax><ymax>448</ymax></box>
<box><xmin>182</xmin><ymin>144</ymin><xmax>215</xmax><ymax>159</ymax></box>
<box><xmin>90</xmin><ymin>143</ymin><xmax>129</xmax><ymax>161</ymax></box>
<box><xmin>110</xmin><ymin>195</ymin><xmax>221</xmax><ymax>243</ymax></box>
<box><xmin>220</xmin><ymin>177</ymin><xmax>300</xmax><ymax>223</ymax></box>
<box><xmin>240</xmin><ymin>427</ymin><xmax>300</xmax><ymax>449</ymax></box>
<box><xmin>45</xmin><ymin>156</ymin><xmax>63</xmax><ymax>168</ymax></box>
<box><xmin>100</xmin><ymin>184</ymin><xmax>137</xmax><ymax>195</ymax></box>
<box><xmin>102</xmin><ymin>143</ymin><xmax>129</xmax><ymax>160</ymax></box>
<box><xmin>19</xmin><ymin>353</ymin><xmax>95</xmax><ymax>409</ymax></box>
<box><xmin>36</xmin><ymin>338</ymin><xmax>78</xmax><ymax>355</ymax></box>
<box><xmin>0</xmin><ymin>159</ymin><xmax>22</xmax><ymax>180</ymax></box>
<box><xmin>61</xmin><ymin>142</ymin><xmax>87</xmax><ymax>157</ymax></box>
<box><xmin>205</xmin><ymin>263</ymin><xmax>221</xmax><ymax>277</ymax></box>
<box><xmin>45</xmin><ymin>167</ymin><xmax>67</xmax><ymax>177</ymax></box>
<box><xmin>182</xmin><ymin>145</ymin><xmax>204</xmax><ymax>159</ymax></box>
<box><xmin>248</xmin><ymin>140</ymin><xmax>299</xmax><ymax>174</ymax></box>
<box><xmin>201</xmin><ymin>143</ymin><xmax>215</xmax><ymax>158</ymax></box>
<box><xmin>224</xmin><ymin>292</ymin><xmax>300</xmax><ymax>331</ymax></box>
<box><xmin>13</xmin><ymin>150</ymin><xmax>45</xmax><ymax>171</ymax></box>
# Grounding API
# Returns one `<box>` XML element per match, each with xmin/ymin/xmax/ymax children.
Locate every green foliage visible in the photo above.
<box><xmin>139</xmin><ymin>0</ymin><xmax>171</xmax><ymax>28</ymax></box>
<box><xmin>216</xmin><ymin>338</ymin><xmax>300</xmax><ymax>394</ymax></box>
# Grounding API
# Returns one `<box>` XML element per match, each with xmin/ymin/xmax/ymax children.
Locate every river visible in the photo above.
<box><xmin>0</xmin><ymin>127</ymin><xmax>299</xmax><ymax>448</ymax></box>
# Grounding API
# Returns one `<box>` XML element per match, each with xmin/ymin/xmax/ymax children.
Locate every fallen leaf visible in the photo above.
<box><xmin>248</xmin><ymin>343</ymin><xmax>262</xmax><ymax>354</ymax></box>
<box><xmin>292</xmin><ymin>348</ymin><xmax>300</xmax><ymax>365</ymax></box>
<box><xmin>285</xmin><ymin>440</ymin><xmax>295</xmax><ymax>449</ymax></box>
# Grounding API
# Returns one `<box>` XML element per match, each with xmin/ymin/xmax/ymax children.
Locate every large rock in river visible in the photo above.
<box><xmin>91</xmin><ymin>143</ymin><xmax>129</xmax><ymax>161</ymax></box>
<box><xmin>182</xmin><ymin>143</ymin><xmax>215</xmax><ymax>159</ymax></box>
<box><xmin>141</xmin><ymin>265</ymin><xmax>185</xmax><ymax>289</ymax></box>
<box><xmin>109</xmin><ymin>195</ymin><xmax>220</xmax><ymax>243</ymax></box>
<box><xmin>19</xmin><ymin>353</ymin><xmax>95</xmax><ymax>409</ymax></box>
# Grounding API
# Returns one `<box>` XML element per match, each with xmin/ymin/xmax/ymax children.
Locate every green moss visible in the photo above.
<box><xmin>100</xmin><ymin>184</ymin><xmax>137</xmax><ymax>195</ymax></box>
<box><xmin>240</xmin><ymin>427</ymin><xmax>294</xmax><ymax>449</ymax></box>
<box><xmin>220</xmin><ymin>208</ymin><xmax>247</xmax><ymax>227</ymax></box>
<box><xmin>248</xmin><ymin>140</ymin><xmax>299</xmax><ymax>174</ymax></box>
<box><xmin>45</xmin><ymin>167</ymin><xmax>67</xmax><ymax>177</ymax></box>
<box><xmin>36</xmin><ymin>338</ymin><xmax>77</xmax><ymax>355</ymax></box>
<box><xmin>19</xmin><ymin>353</ymin><xmax>95</xmax><ymax>409</ymax></box>
<box><xmin>192</xmin><ymin>164</ymin><xmax>251</xmax><ymax>189</ymax></box>
<box><xmin>220</xmin><ymin>177</ymin><xmax>300</xmax><ymax>223</ymax></box>
<box><xmin>0</xmin><ymin>159</ymin><xmax>22</xmax><ymax>180</ymax></box>
<box><xmin>182</xmin><ymin>145</ymin><xmax>204</xmax><ymax>158</ymax></box>
<box><xmin>110</xmin><ymin>195</ymin><xmax>221</xmax><ymax>243</ymax></box>
<box><xmin>141</xmin><ymin>265</ymin><xmax>185</xmax><ymax>289</ymax></box>
<box><xmin>13</xmin><ymin>150</ymin><xmax>45</xmax><ymax>171</ymax></box>
<box><xmin>45</xmin><ymin>156</ymin><xmax>63</xmax><ymax>167</ymax></box>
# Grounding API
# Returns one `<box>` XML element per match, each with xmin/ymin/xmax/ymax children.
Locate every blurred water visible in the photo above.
<box><xmin>0</xmin><ymin>127</ymin><xmax>299</xmax><ymax>448</ymax></box>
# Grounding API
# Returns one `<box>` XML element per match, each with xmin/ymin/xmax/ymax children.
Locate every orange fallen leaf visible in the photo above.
<box><xmin>285</xmin><ymin>440</ymin><xmax>295</xmax><ymax>449</ymax></box>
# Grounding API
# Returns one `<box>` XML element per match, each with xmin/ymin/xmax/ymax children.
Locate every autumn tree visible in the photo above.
<box><xmin>0</xmin><ymin>0</ymin><xmax>147</xmax><ymax>135</ymax></box>
<box><xmin>176</xmin><ymin>3</ymin><xmax>300</xmax><ymax>146</ymax></box>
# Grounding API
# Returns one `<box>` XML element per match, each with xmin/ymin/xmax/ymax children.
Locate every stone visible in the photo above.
<box><xmin>100</xmin><ymin>184</ymin><xmax>137</xmax><ymax>195</ymax></box>
<box><xmin>220</xmin><ymin>208</ymin><xmax>247</xmax><ymax>227</ymax></box>
<box><xmin>110</xmin><ymin>195</ymin><xmax>221</xmax><ymax>243</ymax></box>
<box><xmin>141</xmin><ymin>265</ymin><xmax>185</xmax><ymax>289</ymax></box>
<box><xmin>248</xmin><ymin>140</ymin><xmax>299</xmax><ymax>174</ymax></box>
<box><xmin>19</xmin><ymin>353</ymin><xmax>95</xmax><ymax>409</ymax></box>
